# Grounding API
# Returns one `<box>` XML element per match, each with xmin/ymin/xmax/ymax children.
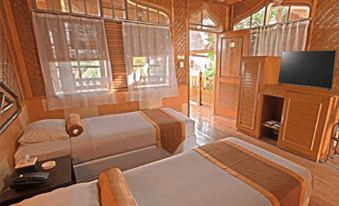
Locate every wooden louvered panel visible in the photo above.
<box><xmin>278</xmin><ymin>92</ymin><xmax>330</xmax><ymax>160</ymax></box>
<box><xmin>236</xmin><ymin>56</ymin><xmax>280</xmax><ymax>138</ymax></box>
<box><xmin>216</xmin><ymin>82</ymin><xmax>239</xmax><ymax>117</ymax></box>
<box><xmin>104</xmin><ymin>20</ymin><xmax>128</xmax><ymax>91</ymax></box>
<box><xmin>237</xmin><ymin>60</ymin><xmax>261</xmax><ymax>133</ymax></box>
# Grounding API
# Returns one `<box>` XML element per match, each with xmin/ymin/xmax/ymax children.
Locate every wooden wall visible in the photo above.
<box><xmin>6</xmin><ymin>0</ymin><xmax>228</xmax><ymax>122</ymax></box>
<box><xmin>0</xmin><ymin>0</ymin><xmax>27</xmax><ymax>183</ymax></box>
<box><xmin>309</xmin><ymin>0</ymin><xmax>339</xmax><ymax>90</ymax></box>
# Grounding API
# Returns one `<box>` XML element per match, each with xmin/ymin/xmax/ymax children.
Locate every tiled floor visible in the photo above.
<box><xmin>189</xmin><ymin>103</ymin><xmax>339</xmax><ymax>206</ymax></box>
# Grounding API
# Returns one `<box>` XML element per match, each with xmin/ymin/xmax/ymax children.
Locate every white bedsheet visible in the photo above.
<box><xmin>15</xmin><ymin>108</ymin><xmax>195</xmax><ymax>164</ymax></box>
<box><xmin>15</xmin><ymin>137</ymin><xmax>313</xmax><ymax>206</ymax></box>
<box><xmin>71</xmin><ymin>111</ymin><xmax>156</xmax><ymax>164</ymax></box>
<box><xmin>15</xmin><ymin>139</ymin><xmax>71</xmax><ymax>163</ymax></box>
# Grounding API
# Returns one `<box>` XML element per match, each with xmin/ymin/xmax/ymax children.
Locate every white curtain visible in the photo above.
<box><xmin>123</xmin><ymin>22</ymin><xmax>178</xmax><ymax>109</ymax></box>
<box><xmin>33</xmin><ymin>12</ymin><xmax>114</xmax><ymax>110</ymax></box>
<box><xmin>251</xmin><ymin>20</ymin><xmax>310</xmax><ymax>56</ymax></box>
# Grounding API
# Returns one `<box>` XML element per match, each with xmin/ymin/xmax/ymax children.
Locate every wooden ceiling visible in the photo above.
<box><xmin>209</xmin><ymin>0</ymin><xmax>245</xmax><ymax>4</ymax></box>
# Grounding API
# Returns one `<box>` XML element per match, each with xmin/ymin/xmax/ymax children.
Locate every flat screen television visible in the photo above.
<box><xmin>279</xmin><ymin>51</ymin><xmax>336</xmax><ymax>89</ymax></box>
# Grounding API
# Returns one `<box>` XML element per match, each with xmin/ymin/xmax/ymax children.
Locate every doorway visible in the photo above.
<box><xmin>189</xmin><ymin>30</ymin><xmax>216</xmax><ymax>110</ymax></box>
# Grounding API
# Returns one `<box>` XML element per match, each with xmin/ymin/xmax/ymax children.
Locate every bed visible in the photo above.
<box><xmin>14</xmin><ymin>137</ymin><xmax>313</xmax><ymax>206</ymax></box>
<box><xmin>14</xmin><ymin>108</ymin><xmax>196</xmax><ymax>182</ymax></box>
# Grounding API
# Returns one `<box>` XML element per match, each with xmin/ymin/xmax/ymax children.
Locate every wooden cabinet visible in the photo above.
<box><xmin>236</xmin><ymin>57</ymin><xmax>338</xmax><ymax>162</ymax></box>
<box><xmin>236</xmin><ymin>57</ymin><xmax>280</xmax><ymax>137</ymax></box>
<box><xmin>278</xmin><ymin>92</ymin><xmax>332</xmax><ymax>161</ymax></box>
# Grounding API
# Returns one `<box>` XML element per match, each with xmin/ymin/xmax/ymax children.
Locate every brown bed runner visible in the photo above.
<box><xmin>140</xmin><ymin>109</ymin><xmax>185</xmax><ymax>154</ymax></box>
<box><xmin>194</xmin><ymin>140</ymin><xmax>305</xmax><ymax>206</ymax></box>
<box><xmin>98</xmin><ymin>168</ymin><xmax>137</xmax><ymax>206</ymax></box>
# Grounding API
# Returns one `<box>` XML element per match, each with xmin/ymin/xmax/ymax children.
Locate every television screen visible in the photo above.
<box><xmin>279</xmin><ymin>51</ymin><xmax>336</xmax><ymax>89</ymax></box>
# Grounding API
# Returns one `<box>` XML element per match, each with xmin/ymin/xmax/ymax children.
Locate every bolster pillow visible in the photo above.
<box><xmin>66</xmin><ymin>113</ymin><xmax>83</xmax><ymax>137</ymax></box>
<box><xmin>98</xmin><ymin>168</ymin><xmax>137</xmax><ymax>206</ymax></box>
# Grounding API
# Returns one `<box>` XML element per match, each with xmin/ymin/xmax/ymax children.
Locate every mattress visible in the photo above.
<box><xmin>15</xmin><ymin>108</ymin><xmax>195</xmax><ymax>164</ymax></box>
<box><xmin>15</xmin><ymin>137</ymin><xmax>312</xmax><ymax>206</ymax></box>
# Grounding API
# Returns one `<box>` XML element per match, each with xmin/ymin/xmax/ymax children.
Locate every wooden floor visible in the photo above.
<box><xmin>190</xmin><ymin>103</ymin><xmax>339</xmax><ymax>206</ymax></box>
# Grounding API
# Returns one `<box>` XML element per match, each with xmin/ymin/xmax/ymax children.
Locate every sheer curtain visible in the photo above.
<box><xmin>123</xmin><ymin>22</ymin><xmax>178</xmax><ymax>109</ymax></box>
<box><xmin>251</xmin><ymin>20</ymin><xmax>310</xmax><ymax>56</ymax></box>
<box><xmin>33</xmin><ymin>12</ymin><xmax>114</xmax><ymax>110</ymax></box>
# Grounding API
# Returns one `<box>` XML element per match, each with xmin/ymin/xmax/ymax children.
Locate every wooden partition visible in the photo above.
<box><xmin>237</xmin><ymin>57</ymin><xmax>339</xmax><ymax>162</ymax></box>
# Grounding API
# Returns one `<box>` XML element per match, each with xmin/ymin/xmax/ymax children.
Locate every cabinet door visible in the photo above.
<box><xmin>278</xmin><ymin>92</ymin><xmax>330</xmax><ymax>161</ymax></box>
<box><xmin>236</xmin><ymin>59</ymin><xmax>263</xmax><ymax>136</ymax></box>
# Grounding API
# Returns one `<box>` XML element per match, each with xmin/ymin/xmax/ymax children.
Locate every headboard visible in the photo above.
<box><xmin>0</xmin><ymin>81</ymin><xmax>21</xmax><ymax>134</ymax></box>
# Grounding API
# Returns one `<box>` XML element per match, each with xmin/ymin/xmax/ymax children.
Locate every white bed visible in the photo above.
<box><xmin>15</xmin><ymin>108</ymin><xmax>196</xmax><ymax>182</ymax></box>
<box><xmin>15</xmin><ymin>137</ymin><xmax>313</xmax><ymax>206</ymax></box>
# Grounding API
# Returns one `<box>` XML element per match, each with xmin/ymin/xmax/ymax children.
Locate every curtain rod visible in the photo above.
<box><xmin>250</xmin><ymin>18</ymin><xmax>311</xmax><ymax>30</ymax></box>
<box><xmin>32</xmin><ymin>9</ymin><xmax>172</xmax><ymax>27</ymax></box>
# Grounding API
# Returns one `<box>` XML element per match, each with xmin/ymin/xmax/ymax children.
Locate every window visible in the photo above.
<box><xmin>33</xmin><ymin>13</ymin><xmax>112</xmax><ymax>97</ymax></box>
<box><xmin>102</xmin><ymin>0</ymin><xmax>126</xmax><ymax>19</ymax></box>
<box><xmin>251</xmin><ymin>7</ymin><xmax>265</xmax><ymax>27</ymax></box>
<box><xmin>189</xmin><ymin>9</ymin><xmax>221</xmax><ymax>32</ymax></box>
<box><xmin>234</xmin><ymin>3</ymin><xmax>310</xmax><ymax>30</ymax></box>
<box><xmin>34</xmin><ymin>0</ymin><xmax>171</xmax><ymax>25</ymax></box>
<box><xmin>123</xmin><ymin>23</ymin><xmax>177</xmax><ymax>104</ymax></box>
<box><xmin>132</xmin><ymin>56</ymin><xmax>169</xmax><ymax>88</ymax></box>
<box><xmin>289</xmin><ymin>6</ymin><xmax>310</xmax><ymax>21</ymax></box>
<box><xmin>36</xmin><ymin>0</ymin><xmax>100</xmax><ymax>16</ymax></box>
<box><xmin>266</xmin><ymin>4</ymin><xmax>289</xmax><ymax>25</ymax></box>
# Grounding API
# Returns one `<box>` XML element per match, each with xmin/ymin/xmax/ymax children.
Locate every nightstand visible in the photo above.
<box><xmin>0</xmin><ymin>155</ymin><xmax>75</xmax><ymax>206</ymax></box>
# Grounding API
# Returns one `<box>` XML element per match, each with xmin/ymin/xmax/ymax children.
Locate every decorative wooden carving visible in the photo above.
<box><xmin>232</xmin><ymin>0</ymin><xmax>266</xmax><ymax>25</ymax></box>
<box><xmin>187</xmin><ymin>0</ymin><xmax>227</xmax><ymax>31</ymax></box>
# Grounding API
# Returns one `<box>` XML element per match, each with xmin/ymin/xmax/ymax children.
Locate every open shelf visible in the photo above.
<box><xmin>261</xmin><ymin>123</ymin><xmax>280</xmax><ymax>131</ymax></box>
<box><xmin>259</xmin><ymin>95</ymin><xmax>284</xmax><ymax>144</ymax></box>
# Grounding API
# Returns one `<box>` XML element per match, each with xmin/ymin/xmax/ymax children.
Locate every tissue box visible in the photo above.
<box><xmin>14</xmin><ymin>157</ymin><xmax>38</xmax><ymax>173</ymax></box>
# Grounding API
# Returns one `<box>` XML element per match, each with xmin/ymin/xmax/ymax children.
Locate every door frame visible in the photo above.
<box><xmin>188</xmin><ymin>28</ymin><xmax>220</xmax><ymax>109</ymax></box>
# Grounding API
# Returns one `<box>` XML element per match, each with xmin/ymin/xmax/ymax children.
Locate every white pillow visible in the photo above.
<box><xmin>19</xmin><ymin>119</ymin><xmax>69</xmax><ymax>145</ymax></box>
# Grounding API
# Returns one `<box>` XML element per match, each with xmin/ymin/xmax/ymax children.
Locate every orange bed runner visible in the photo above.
<box><xmin>194</xmin><ymin>140</ymin><xmax>305</xmax><ymax>206</ymax></box>
<box><xmin>140</xmin><ymin>109</ymin><xmax>186</xmax><ymax>154</ymax></box>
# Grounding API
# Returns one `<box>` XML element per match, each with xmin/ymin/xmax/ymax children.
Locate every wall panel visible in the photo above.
<box><xmin>309</xmin><ymin>0</ymin><xmax>339</xmax><ymax>90</ymax></box>
<box><xmin>173</xmin><ymin>0</ymin><xmax>188</xmax><ymax>85</ymax></box>
<box><xmin>9</xmin><ymin>0</ymin><xmax>45</xmax><ymax>97</ymax></box>
<box><xmin>0</xmin><ymin>1</ymin><xmax>26</xmax><ymax>173</ymax></box>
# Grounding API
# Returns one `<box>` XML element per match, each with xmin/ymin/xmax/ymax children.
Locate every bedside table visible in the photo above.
<box><xmin>0</xmin><ymin>155</ymin><xmax>75</xmax><ymax>206</ymax></box>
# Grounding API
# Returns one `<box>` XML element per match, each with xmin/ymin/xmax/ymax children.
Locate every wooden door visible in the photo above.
<box><xmin>278</xmin><ymin>92</ymin><xmax>330</xmax><ymax>161</ymax></box>
<box><xmin>236</xmin><ymin>58</ymin><xmax>263</xmax><ymax>137</ymax></box>
<box><xmin>214</xmin><ymin>30</ymin><xmax>250</xmax><ymax>118</ymax></box>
